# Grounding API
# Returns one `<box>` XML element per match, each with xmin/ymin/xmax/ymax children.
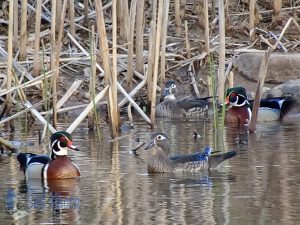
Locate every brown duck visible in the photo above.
<box><xmin>144</xmin><ymin>132</ymin><xmax>237</xmax><ymax>173</ymax></box>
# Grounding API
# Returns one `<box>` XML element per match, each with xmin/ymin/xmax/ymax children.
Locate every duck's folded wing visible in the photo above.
<box><xmin>170</xmin><ymin>152</ymin><xmax>207</xmax><ymax>163</ymax></box>
<box><xmin>17</xmin><ymin>153</ymin><xmax>50</xmax><ymax>172</ymax></box>
<box><xmin>177</xmin><ymin>97</ymin><xmax>211</xmax><ymax>111</ymax></box>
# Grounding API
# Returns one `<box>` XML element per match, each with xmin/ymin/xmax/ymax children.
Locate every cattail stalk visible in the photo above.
<box><xmin>13</xmin><ymin>0</ymin><xmax>18</xmax><ymax>52</ymax></box>
<box><xmin>127</xmin><ymin>0</ymin><xmax>137</xmax><ymax>90</ymax></box>
<box><xmin>50</xmin><ymin>0</ymin><xmax>57</xmax><ymax>127</ymax></box>
<box><xmin>88</xmin><ymin>25</ymin><xmax>96</xmax><ymax>130</ymax></box>
<box><xmin>249</xmin><ymin>49</ymin><xmax>271</xmax><ymax>132</ymax></box>
<box><xmin>69</xmin><ymin>0</ymin><xmax>76</xmax><ymax>37</ymax></box>
<box><xmin>273</xmin><ymin>0</ymin><xmax>282</xmax><ymax>22</ymax></box>
<box><xmin>160</xmin><ymin>0</ymin><xmax>170</xmax><ymax>88</ymax></box>
<box><xmin>135</xmin><ymin>0</ymin><xmax>145</xmax><ymax>74</ymax></box>
<box><xmin>6</xmin><ymin>0</ymin><xmax>14</xmax><ymax>130</ymax></box>
<box><xmin>112</xmin><ymin>0</ymin><xmax>119</xmax><ymax>123</ymax></box>
<box><xmin>174</xmin><ymin>0</ymin><xmax>181</xmax><ymax>35</ymax></box>
<box><xmin>204</xmin><ymin>0</ymin><xmax>210</xmax><ymax>54</ymax></box>
<box><xmin>83</xmin><ymin>0</ymin><xmax>89</xmax><ymax>26</ymax></box>
<box><xmin>95</xmin><ymin>0</ymin><xmax>120</xmax><ymax>137</ymax></box>
<box><xmin>249</xmin><ymin>0</ymin><xmax>256</xmax><ymax>41</ymax></box>
<box><xmin>146</xmin><ymin>20</ymin><xmax>156</xmax><ymax>108</ymax></box>
<box><xmin>184</xmin><ymin>20</ymin><xmax>191</xmax><ymax>59</ymax></box>
<box><xmin>33</xmin><ymin>0</ymin><xmax>42</xmax><ymax>76</ymax></box>
<box><xmin>19</xmin><ymin>0</ymin><xmax>28</xmax><ymax>60</ymax></box>
<box><xmin>218</xmin><ymin>0</ymin><xmax>226</xmax><ymax>103</ymax></box>
<box><xmin>150</xmin><ymin>0</ymin><xmax>163</xmax><ymax>124</ymax></box>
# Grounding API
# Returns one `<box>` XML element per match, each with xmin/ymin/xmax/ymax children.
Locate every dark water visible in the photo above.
<box><xmin>1</xmin><ymin>117</ymin><xmax>300</xmax><ymax>224</ymax></box>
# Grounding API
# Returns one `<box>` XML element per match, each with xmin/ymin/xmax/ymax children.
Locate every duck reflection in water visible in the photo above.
<box><xmin>6</xmin><ymin>178</ymin><xmax>80</xmax><ymax>223</ymax></box>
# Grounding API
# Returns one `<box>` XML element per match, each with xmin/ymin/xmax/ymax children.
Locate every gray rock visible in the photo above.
<box><xmin>268</xmin><ymin>79</ymin><xmax>300</xmax><ymax>98</ymax></box>
<box><xmin>267</xmin><ymin>79</ymin><xmax>300</xmax><ymax>111</ymax></box>
<box><xmin>234</xmin><ymin>53</ymin><xmax>300</xmax><ymax>84</ymax></box>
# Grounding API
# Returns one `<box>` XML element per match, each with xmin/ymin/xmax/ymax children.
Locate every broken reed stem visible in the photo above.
<box><xmin>228</xmin><ymin>71</ymin><xmax>234</xmax><ymax>88</ymax></box>
<box><xmin>67</xmin><ymin>32</ymin><xmax>104</xmax><ymax>75</ymax></box>
<box><xmin>33</xmin><ymin>0</ymin><xmax>42</xmax><ymax>76</ymax></box>
<box><xmin>95</xmin><ymin>0</ymin><xmax>119</xmax><ymax>137</ymax></box>
<box><xmin>53</xmin><ymin>0</ymin><xmax>68</xmax><ymax>128</ymax></box>
<box><xmin>83</xmin><ymin>0</ymin><xmax>89</xmax><ymax>26</ymax></box>
<box><xmin>160</xmin><ymin>0</ymin><xmax>170</xmax><ymax>88</ymax></box>
<box><xmin>19</xmin><ymin>0</ymin><xmax>28</xmax><ymax>60</ymax></box>
<box><xmin>112</xmin><ymin>0</ymin><xmax>119</xmax><ymax>127</ymax></box>
<box><xmin>88</xmin><ymin>26</ymin><xmax>96</xmax><ymax>130</ymax></box>
<box><xmin>150</xmin><ymin>0</ymin><xmax>163</xmax><ymax>124</ymax></box>
<box><xmin>6</xmin><ymin>0</ymin><xmax>14</xmax><ymax>131</ymax></box>
<box><xmin>13</xmin><ymin>0</ymin><xmax>18</xmax><ymax>52</ymax></box>
<box><xmin>147</xmin><ymin>0</ymin><xmax>157</xmax><ymax>108</ymax></box>
<box><xmin>184</xmin><ymin>20</ymin><xmax>191</xmax><ymax>59</ymax></box>
<box><xmin>117</xmin><ymin>83</ymin><xmax>151</xmax><ymax>124</ymax></box>
<box><xmin>189</xmin><ymin>64</ymin><xmax>200</xmax><ymax>98</ymax></box>
<box><xmin>50</xmin><ymin>0</ymin><xmax>57</xmax><ymax>127</ymax></box>
<box><xmin>13</xmin><ymin>72</ymin><xmax>57</xmax><ymax>133</ymax></box>
<box><xmin>117</xmin><ymin>0</ymin><xmax>129</xmax><ymax>41</ymax></box>
<box><xmin>273</xmin><ymin>0</ymin><xmax>282</xmax><ymax>22</ymax></box>
<box><xmin>135</xmin><ymin>0</ymin><xmax>145</xmax><ymax>74</ymax></box>
<box><xmin>118</xmin><ymin>74</ymin><xmax>147</xmax><ymax>108</ymax></box>
<box><xmin>273</xmin><ymin>17</ymin><xmax>292</xmax><ymax>50</ymax></box>
<box><xmin>249</xmin><ymin>0</ymin><xmax>256</xmax><ymax>41</ymax></box>
<box><xmin>218</xmin><ymin>0</ymin><xmax>226</xmax><ymax>103</ymax></box>
<box><xmin>56</xmin><ymin>0</ymin><xmax>62</xmax><ymax>33</ymax></box>
<box><xmin>127</xmin><ymin>103</ymin><xmax>133</xmax><ymax>123</ymax></box>
<box><xmin>151</xmin><ymin>0</ymin><xmax>157</xmax><ymax>22</ymax></box>
<box><xmin>66</xmin><ymin>86</ymin><xmax>110</xmax><ymax>134</ymax></box>
<box><xmin>174</xmin><ymin>0</ymin><xmax>181</xmax><ymax>35</ymax></box>
<box><xmin>127</xmin><ymin>0</ymin><xmax>137</xmax><ymax>91</ymax></box>
<box><xmin>0</xmin><ymin>136</ymin><xmax>17</xmax><ymax>152</ymax></box>
<box><xmin>147</xmin><ymin>20</ymin><xmax>156</xmax><ymax>108</ymax></box>
<box><xmin>249</xmin><ymin>48</ymin><xmax>271</xmax><ymax>132</ymax></box>
<box><xmin>204</xmin><ymin>0</ymin><xmax>210</xmax><ymax>54</ymax></box>
<box><xmin>69</xmin><ymin>0</ymin><xmax>76</xmax><ymax>37</ymax></box>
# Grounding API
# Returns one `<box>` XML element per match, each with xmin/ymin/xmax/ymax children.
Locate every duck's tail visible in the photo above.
<box><xmin>17</xmin><ymin>153</ymin><xmax>31</xmax><ymax>172</ymax></box>
<box><xmin>208</xmin><ymin>150</ymin><xmax>237</xmax><ymax>169</ymax></box>
<box><xmin>280</xmin><ymin>96</ymin><xmax>297</xmax><ymax>118</ymax></box>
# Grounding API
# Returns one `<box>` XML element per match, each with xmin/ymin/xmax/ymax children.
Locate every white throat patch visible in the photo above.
<box><xmin>51</xmin><ymin>140</ymin><xmax>68</xmax><ymax>156</ymax></box>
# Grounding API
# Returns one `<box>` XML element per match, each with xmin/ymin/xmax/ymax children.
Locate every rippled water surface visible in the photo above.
<box><xmin>1</xmin><ymin>117</ymin><xmax>300</xmax><ymax>224</ymax></box>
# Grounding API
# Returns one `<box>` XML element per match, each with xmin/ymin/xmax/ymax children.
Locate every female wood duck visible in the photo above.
<box><xmin>156</xmin><ymin>80</ymin><xmax>211</xmax><ymax>117</ymax></box>
<box><xmin>17</xmin><ymin>131</ymin><xmax>81</xmax><ymax>179</ymax></box>
<box><xmin>225</xmin><ymin>86</ymin><xmax>296</xmax><ymax>124</ymax></box>
<box><xmin>144</xmin><ymin>132</ymin><xmax>237</xmax><ymax>173</ymax></box>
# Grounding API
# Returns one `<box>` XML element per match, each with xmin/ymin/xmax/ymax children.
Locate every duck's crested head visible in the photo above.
<box><xmin>50</xmin><ymin>131</ymin><xmax>78</xmax><ymax>158</ymax></box>
<box><xmin>144</xmin><ymin>132</ymin><xmax>171</xmax><ymax>153</ymax></box>
<box><xmin>226</xmin><ymin>87</ymin><xmax>249</xmax><ymax>107</ymax></box>
<box><xmin>162</xmin><ymin>80</ymin><xmax>178</xmax><ymax>100</ymax></box>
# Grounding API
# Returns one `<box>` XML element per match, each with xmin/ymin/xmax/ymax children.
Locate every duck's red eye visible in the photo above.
<box><xmin>60</xmin><ymin>136</ymin><xmax>66</xmax><ymax>142</ymax></box>
<box><xmin>230</xmin><ymin>92</ymin><xmax>237</xmax><ymax>97</ymax></box>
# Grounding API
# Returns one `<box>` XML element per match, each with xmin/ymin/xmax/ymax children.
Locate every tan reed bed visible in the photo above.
<box><xmin>0</xmin><ymin>0</ymin><xmax>299</xmax><ymax>148</ymax></box>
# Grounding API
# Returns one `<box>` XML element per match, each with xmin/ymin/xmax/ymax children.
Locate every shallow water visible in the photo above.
<box><xmin>1</xmin><ymin>117</ymin><xmax>300</xmax><ymax>224</ymax></box>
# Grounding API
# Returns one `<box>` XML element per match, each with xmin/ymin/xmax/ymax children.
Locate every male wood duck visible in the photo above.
<box><xmin>225</xmin><ymin>86</ymin><xmax>296</xmax><ymax>124</ymax></box>
<box><xmin>144</xmin><ymin>132</ymin><xmax>237</xmax><ymax>173</ymax></box>
<box><xmin>17</xmin><ymin>131</ymin><xmax>80</xmax><ymax>179</ymax></box>
<box><xmin>156</xmin><ymin>80</ymin><xmax>211</xmax><ymax>117</ymax></box>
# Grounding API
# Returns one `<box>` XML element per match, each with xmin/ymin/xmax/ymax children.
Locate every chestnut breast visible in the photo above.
<box><xmin>47</xmin><ymin>156</ymin><xmax>80</xmax><ymax>179</ymax></box>
<box><xmin>225</xmin><ymin>107</ymin><xmax>250</xmax><ymax>124</ymax></box>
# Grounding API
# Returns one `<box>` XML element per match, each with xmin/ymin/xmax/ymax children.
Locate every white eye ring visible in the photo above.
<box><xmin>171</xmin><ymin>84</ymin><xmax>176</xmax><ymax>88</ymax></box>
<box><xmin>156</xmin><ymin>135</ymin><xmax>163</xmax><ymax>140</ymax></box>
